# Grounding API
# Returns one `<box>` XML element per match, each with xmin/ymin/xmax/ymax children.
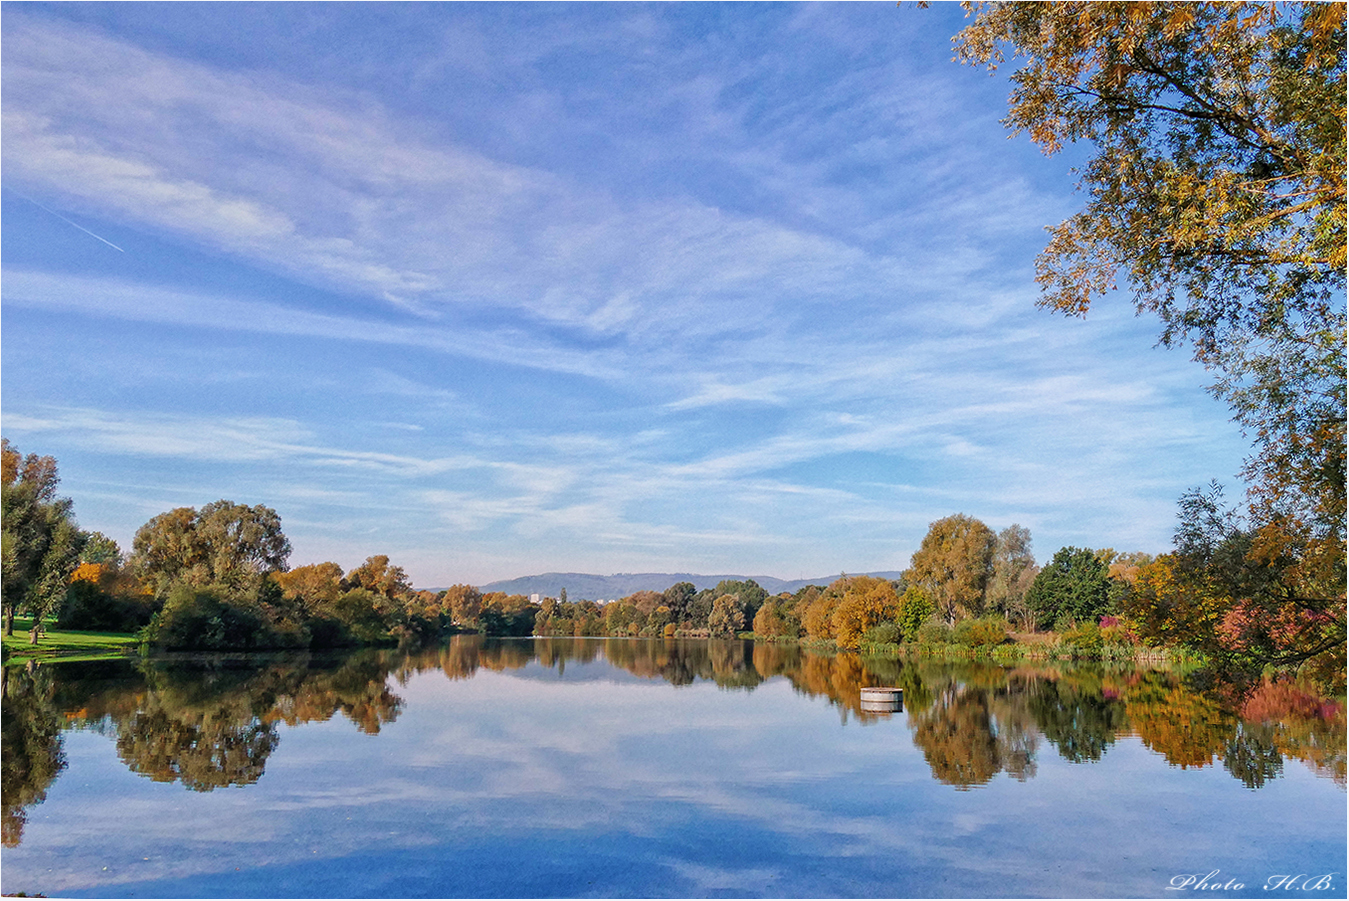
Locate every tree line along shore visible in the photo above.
<box><xmin>4</xmin><ymin>438</ymin><xmax>1342</xmax><ymax>692</ymax></box>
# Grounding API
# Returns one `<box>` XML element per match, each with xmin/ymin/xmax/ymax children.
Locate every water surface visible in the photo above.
<box><xmin>3</xmin><ymin>637</ymin><xmax>1344</xmax><ymax>898</ymax></box>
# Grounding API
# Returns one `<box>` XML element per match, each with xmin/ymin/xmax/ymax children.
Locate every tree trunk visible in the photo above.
<box><xmin>4</xmin><ymin>606</ymin><xmax>13</xmax><ymax>637</ymax></box>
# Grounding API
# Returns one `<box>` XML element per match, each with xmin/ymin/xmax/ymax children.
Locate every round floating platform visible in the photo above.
<box><xmin>859</xmin><ymin>686</ymin><xmax>903</xmax><ymax>713</ymax></box>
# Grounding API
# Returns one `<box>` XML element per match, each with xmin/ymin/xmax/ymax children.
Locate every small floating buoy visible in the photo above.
<box><xmin>860</xmin><ymin>686</ymin><xmax>903</xmax><ymax>713</ymax></box>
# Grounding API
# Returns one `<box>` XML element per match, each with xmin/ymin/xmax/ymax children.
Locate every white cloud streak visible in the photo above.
<box><xmin>0</xmin><ymin>9</ymin><xmax>1250</xmax><ymax>582</ymax></box>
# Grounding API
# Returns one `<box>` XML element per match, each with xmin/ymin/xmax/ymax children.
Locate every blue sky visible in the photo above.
<box><xmin>1</xmin><ymin>2</ymin><xmax>1249</xmax><ymax>587</ymax></box>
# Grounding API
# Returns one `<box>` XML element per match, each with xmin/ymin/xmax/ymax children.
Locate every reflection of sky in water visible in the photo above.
<box><xmin>4</xmin><ymin>656</ymin><xmax>1345</xmax><ymax>899</ymax></box>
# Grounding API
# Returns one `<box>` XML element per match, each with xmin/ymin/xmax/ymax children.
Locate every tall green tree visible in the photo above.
<box><xmin>896</xmin><ymin>585</ymin><xmax>936</xmax><ymax>643</ymax></box>
<box><xmin>1027</xmin><ymin>547</ymin><xmax>1112</xmax><ymax>630</ymax></box>
<box><xmin>709</xmin><ymin>578</ymin><xmax>769</xmax><ymax>628</ymax></box>
<box><xmin>1</xmin><ymin>440</ymin><xmax>85</xmax><ymax>638</ymax></box>
<box><xmin>953</xmin><ymin>2</ymin><xmax>1346</xmax><ymax>658</ymax></box>
<box><xmin>662</xmin><ymin>581</ymin><xmax>696</xmax><ymax>624</ymax></box>
<box><xmin>78</xmin><ymin>532</ymin><xmax>123</xmax><ymax>567</ymax></box>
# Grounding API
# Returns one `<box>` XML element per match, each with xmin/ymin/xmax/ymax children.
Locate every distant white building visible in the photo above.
<box><xmin>530</xmin><ymin>593</ymin><xmax>540</xmax><ymax>604</ymax></box>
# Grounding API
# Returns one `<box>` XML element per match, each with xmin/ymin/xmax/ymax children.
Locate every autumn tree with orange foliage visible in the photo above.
<box><xmin>1126</xmin><ymin>484</ymin><xmax>1345</xmax><ymax>686</ymax></box>
<box><xmin>274</xmin><ymin>562</ymin><xmax>344</xmax><ymax>615</ymax></box>
<box><xmin>831</xmin><ymin>575</ymin><xmax>901</xmax><ymax>649</ymax></box>
<box><xmin>953</xmin><ymin>3</ymin><xmax>1346</xmax><ymax>683</ymax></box>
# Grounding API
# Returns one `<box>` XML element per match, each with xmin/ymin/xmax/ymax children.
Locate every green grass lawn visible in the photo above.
<box><xmin>1</xmin><ymin>615</ymin><xmax>140</xmax><ymax>665</ymax></box>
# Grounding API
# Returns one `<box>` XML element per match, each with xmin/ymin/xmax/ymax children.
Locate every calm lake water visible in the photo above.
<box><xmin>2</xmin><ymin>637</ymin><xmax>1345</xmax><ymax>898</ymax></box>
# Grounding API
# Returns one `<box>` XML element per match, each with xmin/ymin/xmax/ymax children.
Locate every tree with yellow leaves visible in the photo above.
<box><xmin>903</xmin><ymin>514</ymin><xmax>997</xmax><ymax>624</ymax></box>
<box><xmin>954</xmin><ymin>2</ymin><xmax>1345</xmax><ymax>679</ymax></box>
<box><xmin>831</xmin><ymin>575</ymin><xmax>901</xmax><ymax>649</ymax></box>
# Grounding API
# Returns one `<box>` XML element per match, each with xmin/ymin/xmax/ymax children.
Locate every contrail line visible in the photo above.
<box><xmin>5</xmin><ymin>187</ymin><xmax>125</xmax><ymax>252</ymax></box>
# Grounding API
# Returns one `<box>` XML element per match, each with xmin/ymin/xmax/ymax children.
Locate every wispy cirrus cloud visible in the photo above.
<box><xmin>0</xmin><ymin>6</ymin><xmax>1249</xmax><ymax>583</ymax></box>
<box><xmin>2</xmin><ymin>406</ymin><xmax>480</xmax><ymax>477</ymax></box>
<box><xmin>2</xmin><ymin>12</ymin><xmax>913</xmax><ymax>345</ymax></box>
<box><xmin>0</xmin><ymin>268</ymin><xmax>625</xmax><ymax>380</ymax></box>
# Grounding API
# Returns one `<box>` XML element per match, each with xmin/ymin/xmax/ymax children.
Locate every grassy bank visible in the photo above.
<box><xmin>1</xmin><ymin>616</ymin><xmax>140</xmax><ymax>665</ymax></box>
<box><xmin>878</xmin><ymin>641</ymin><xmax>1197</xmax><ymax>665</ymax></box>
<box><xmin>788</xmin><ymin>632</ymin><xmax>1198</xmax><ymax>665</ymax></box>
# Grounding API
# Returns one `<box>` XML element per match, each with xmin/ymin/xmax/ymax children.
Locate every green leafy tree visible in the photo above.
<box><xmin>1027</xmin><ymin>547</ymin><xmax>1112</xmax><ymax>629</ymax></box>
<box><xmin>896</xmin><ymin>585</ymin><xmax>936</xmax><ymax>643</ymax></box>
<box><xmin>478</xmin><ymin>606</ymin><xmax>509</xmax><ymax>636</ymax></box>
<box><xmin>647</xmin><ymin>604</ymin><xmax>672</xmax><ymax>635</ymax></box>
<box><xmin>322</xmin><ymin>587</ymin><xmax>396</xmax><ymax>645</ymax></box>
<box><xmin>661</xmin><ymin>581</ymin><xmax>695</xmax><ymax>624</ymax></box>
<box><xmin>709</xmin><ymin>579</ymin><xmax>768</xmax><ymax>625</ymax></box>
<box><xmin>603</xmin><ymin>600</ymin><xmax>636</xmax><ymax>635</ymax></box>
<box><xmin>687</xmin><ymin>589</ymin><xmax>715</xmax><ymax>630</ymax></box>
<box><xmin>1</xmin><ymin>440</ymin><xmax>85</xmax><ymax>638</ymax></box>
<box><xmin>79</xmin><ymin>531</ymin><xmax>123</xmax><ymax>567</ymax></box>
<box><xmin>903</xmin><ymin>514</ymin><xmax>997</xmax><ymax>623</ymax></box>
<box><xmin>141</xmin><ymin>584</ymin><xmax>277</xmax><ymax>651</ymax></box>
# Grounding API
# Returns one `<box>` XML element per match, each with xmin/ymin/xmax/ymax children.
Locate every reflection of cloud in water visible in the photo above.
<box><xmin>3</xmin><ymin>641</ymin><xmax>1345</xmax><ymax>898</ymax></box>
<box><xmin>659</xmin><ymin>859</ymin><xmax>784</xmax><ymax>894</ymax></box>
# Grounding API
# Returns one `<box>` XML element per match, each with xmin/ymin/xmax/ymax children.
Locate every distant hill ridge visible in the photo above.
<box><xmin>475</xmin><ymin>571</ymin><xmax>905</xmax><ymax>600</ymax></box>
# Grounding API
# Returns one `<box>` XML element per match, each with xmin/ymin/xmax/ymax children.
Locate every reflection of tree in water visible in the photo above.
<box><xmin>906</xmin><ymin>666</ymin><xmax>1040</xmax><ymax>789</ymax></box>
<box><xmin>787</xmin><ymin>652</ymin><xmax>874</xmax><ymax>724</ymax></box>
<box><xmin>912</xmin><ymin>688</ymin><xmax>1001</xmax><ymax>788</ymax></box>
<box><xmin>269</xmin><ymin>651</ymin><xmax>403</xmax><ymax>736</ymax></box>
<box><xmin>1116</xmin><ymin>670</ymin><xmax>1347</xmax><ymax>790</ymax></box>
<box><xmin>112</xmin><ymin>654</ymin><xmax>404</xmax><ymax>789</ymax></box>
<box><xmin>116</xmin><ymin>705</ymin><xmax>279</xmax><ymax>791</ymax></box>
<box><xmin>276</xmin><ymin>647</ymin><xmax>1349</xmax><ymax>792</ymax></box>
<box><xmin>2</xmin><ymin>664</ymin><xmax>67</xmax><ymax>847</ymax></box>
<box><xmin>780</xmin><ymin>651</ymin><xmax>937</xmax><ymax>725</ymax></box>
<box><xmin>654</xmin><ymin>641</ymin><xmax>702</xmax><ymax>687</ymax></box>
<box><xmin>478</xmin><ymin>639</ymin><xmax>535</xmax><ymax>673</ymax></box>
<box><xmin>707</xmin><ymin>640</ymin><xmax>764</xmax><ymax>690</ymax></box>
<box><xmin>1231</xmin><ymin>678</ymin><xmax>1346</xmax><ymax>788</ymax></box>
<box><xmin>7</xmin><ymin>637</ymin><xmax>1341</xmax><ymax>846</ymax></box>
<box><xmin>42</xmin><ymin>653</ymin><xmax>405</xmax><ymax>798</ymax></box>
<box><xmin>752</xmin><ymin>641</ymin><xmax>801</xmax><ymax>681</ymax></box>
<box><xmin>1222</xmin><ymin>722</ymin><xmax>1284</xmax><ymax>789</ymax></box>
<box><xmin>1122</xmin><ymin>672</ymin><xmax>1236</xmax><ymax>769</ymax></box>
<box><xmin>1022</xmin><ymin>670</ymin><xmax>1127</xmax><ymax>763</ymax></box>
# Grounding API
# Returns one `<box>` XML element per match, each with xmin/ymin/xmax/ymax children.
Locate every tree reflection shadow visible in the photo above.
<box><xmin>7</xmin><ymin>650</ymin><xmax>404</xmax><ymax>810</ymax></box>
<box><xmin>4</xmin><ymin>636</ymin><xmax>1344</xmax><ymax>847</ymax></box>
<box><xmin>2</xmin><ymin>664</ymin><xmax>67</xmax><ymax>847</ymax></box>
